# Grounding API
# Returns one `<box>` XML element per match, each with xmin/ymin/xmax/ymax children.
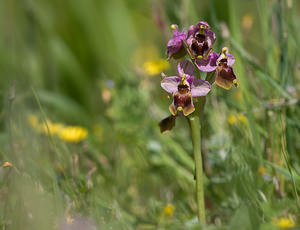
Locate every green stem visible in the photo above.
<box><xmin>188</xmin><ymin>115</ymin><xmax>206</xmax><ymax>226</ymax></box>
<box><xmin>182</xmin><ymin>40</ymin><xmax>207</xmax><ymax>224</ymax></box>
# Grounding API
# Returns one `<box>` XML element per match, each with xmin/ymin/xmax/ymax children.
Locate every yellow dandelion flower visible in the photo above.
<box><xmin>59</xmin><ymin>126</ymin><xmax>88</xmax><ymax>143</ymax></box>
<box><xmin>272</xmin><ymin>217</ymin><xmax>295</xmax><ymax>229</ymax></box>
<box><xmin>143</xmin><ymin>59</ymin><xmax>170</xmax><ymax>76</ymax></box>
<box><xmin>258</xmin><ymin>166</ymin><xmax>266</xmax><ymax>175</ymax></box>
<box><xmin>163</xmin><ymin>204</ymin><xmax>175</xmax><ymax>216</ymax></box>
<box><xmin>237</xmin><ymin>113</ymin><xmax>248</xmax><ymax>124</ymax></box>
<box><xmin>227</xmin><ymin>114</ymin><xmax>237</xmax><ymax>125</ymax></box>
<box><xmin>2</xmin><ymin>161</ymin><xmax>13</xmax><ymax>167</ymax></box>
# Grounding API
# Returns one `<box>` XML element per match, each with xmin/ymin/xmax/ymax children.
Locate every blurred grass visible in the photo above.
<box><xmin>0</xmin><ymin>0</ymin><xmax>300</xmax><ymax>229</ymax></box>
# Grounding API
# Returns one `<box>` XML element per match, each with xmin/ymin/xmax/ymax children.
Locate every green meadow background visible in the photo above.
<box><xmin>1</xmin><ymin>0</ymin><xmax>300</xmax><ymax>229</ymax></box>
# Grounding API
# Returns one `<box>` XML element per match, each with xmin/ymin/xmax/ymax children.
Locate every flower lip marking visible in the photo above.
<box><xmin>191</xmin><ymin>33</ymin><xmax>209</xmax><ymax>58</ymax></box>
<box><xmin>186</xmin><ymin>21</ymin><xmax>216</xmax><ymax>59</ymax></box>
<box><xmin>178</xmin><ymin>83</ymin><xmax>189</xmax><ymax>94</ymax></box>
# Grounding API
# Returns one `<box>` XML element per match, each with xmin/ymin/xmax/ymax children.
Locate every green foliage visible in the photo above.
<box><xmin>0</xmin><ymin>0</ymin><xmax>300</xmax><ymax>229</ymax></box>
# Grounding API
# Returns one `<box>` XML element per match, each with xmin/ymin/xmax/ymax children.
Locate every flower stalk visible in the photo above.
<box><xmin>189</xmin><ymin>115</ymin><xmax>206</xmax><ymax>226</ymax></box>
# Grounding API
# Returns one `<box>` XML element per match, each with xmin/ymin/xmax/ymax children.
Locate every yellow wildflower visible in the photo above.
<box><xmin>28</xmin><ymin>115</ymin><xmax>88</xmax><ymax>143</ymax></box>
<box><xmin>272</xmin><ymin>217</ymin><xmax>295</xmax><ymax>229</ymax></box>
<box><xmin>2</xmin><ymin>161</ymin><xmax>13</xmax><ymax>167</ymax></box>
<box><xmin>258</xmin><ymin>166</ymin><xmax>266</xmax><ymax>175</ymax></box>
<box><xmin>143</xmin><ymin>59</ymin><xmax>170</xmax><ymax>76</ymax></box>
<box><xmin>227</xmin><ymin>114</ymin><xmax>237</xmax><ymax>125</ymax></box>
<box><xmin>237</xmin><ymin>113</ymin><xmax>248</xmax><ymax>124</ymax></box>
<box><xmin>228</xmin><ymin>113</ymin><xmax>248</xmax><ymax>125</ymax></box>
<box><xmin>163</xmin><ymin>204</ymin><xmax>175</xmax><ymax>216</ymax></box>
<box><xmin>59</xmin><ymin>126</ymin><xmax>88</xmax><ymax>143</ymax></box>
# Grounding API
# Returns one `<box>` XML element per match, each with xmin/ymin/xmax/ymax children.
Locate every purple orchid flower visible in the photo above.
<box><xmin>161</xmin><ymin>60</ymin><xmax>211</xmax><ymax>116</ymax></box>
<box><xmin>186</xmin><ymin>21</ymin><xmax>216</xmax><ymax>59</ymax></box>
<box><xmin>215</xmin><ymin>47</ymin><xmax>238</xmax><ymax>90</ymax></box>
<box><xmin>167</xmin><ymin>24</ymin><xmax>188</xmax><ymax>60</ymax></box>
<box><xmin>194</xmin><ymin>47</ymin><xmax>238</xmax><ymax>90</ymax></box>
